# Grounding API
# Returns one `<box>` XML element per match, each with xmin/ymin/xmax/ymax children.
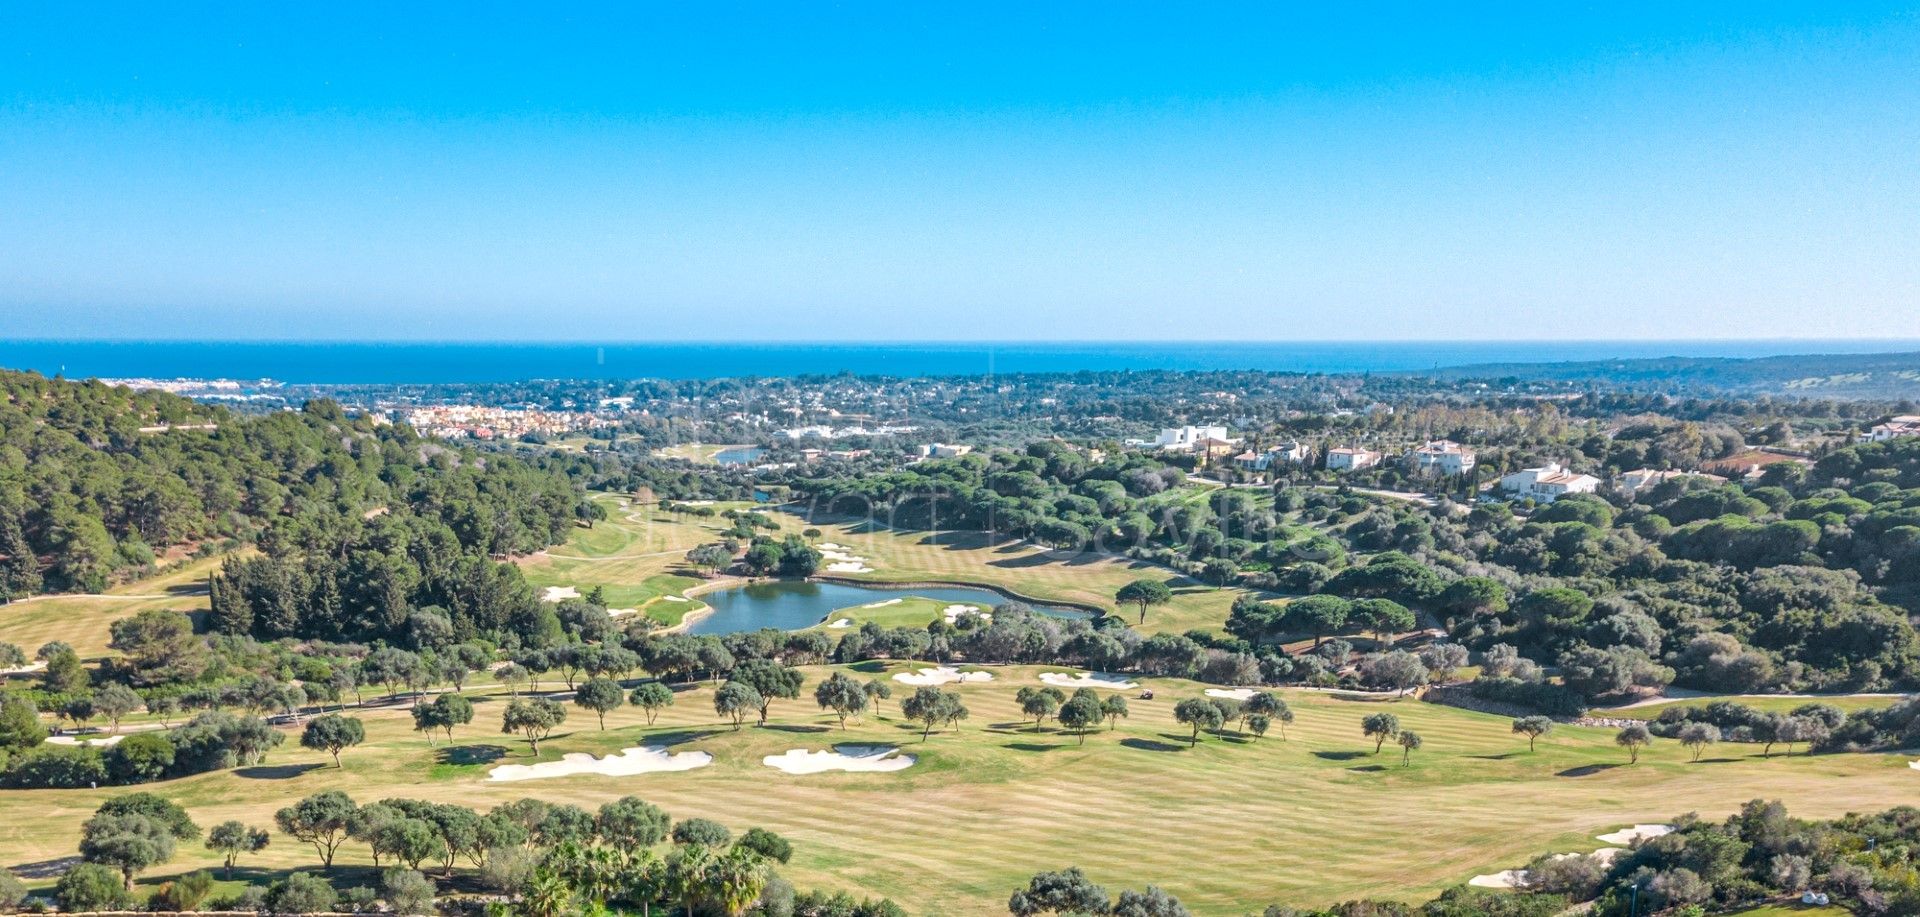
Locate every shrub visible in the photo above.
<box><xmin>0</xmin><ymin>869</ymin><xmax>26</xmax><ymax>910</ymax></box>
<box><xmin>152</xmin><ymin>870</ymin><xmax>216</xmax><ymax>912</ymax></box>
<box><xmin>55</xmin><ymin>863</ymin><xmax>132</xmax><ymax>912</ymax></box>
<box><xmin>382</xmin><ymin>868</ymin><xmax>436</xmax><ymax>916</ymax></box>
<box><xmin>1</xmin><ymin>745</ymin><xmax>108</xmax><ymax>789</ymax></box>
<box><xmin>266</xmin><ymin>871</ymin><xmax>338</xmax><ymax>915</ymax></box>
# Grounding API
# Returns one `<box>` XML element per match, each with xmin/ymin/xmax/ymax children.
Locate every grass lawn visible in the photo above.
<box><xmin>0</xmin><ymin>553</ymin><xmax>228</xmax><ymax>660</ymax></box>
<box><xmin>3</xmin><ymin>663</ymin><xmax>1916</xmax><ymax>915</ymax></box>
<box><xmin>811</xmin><ymin>595</ymin><xmax>980</xmax><ymax>631</ymax></box>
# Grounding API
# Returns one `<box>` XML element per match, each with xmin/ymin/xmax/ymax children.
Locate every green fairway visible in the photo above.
<box><xmin>812</xmin><ymin>595</ymin><xmax>980</xmax><ymax>630</ymax></box>
<box><xmin>3</xmin><ymin>661</ymin><xmax>1917</xmax><ymax>915</ymax></box>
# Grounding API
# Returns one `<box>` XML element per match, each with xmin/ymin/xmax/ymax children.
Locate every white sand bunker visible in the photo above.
<box><xmin>1910</xmin><ymin>760</ymin><xmax>1920</xmax><ymax>770</ymax></box>
<box><xmin>819</xmin><ymin>543</ymin><xmax>875</xmax><ymax>573</ymax></box>
<box><xmin>660</xmin><ymin>594</ymin><xmax>690</xmax><ymax>602</ymax></box>
<box><xmin>827</xmin><ymin>618</ymin><xmax>853</xmax><ymax>629</ymax></box>
<box><xmin>0</xmin><ymin>661</ymin><xmax>46</xmax><ymax>677</ymax></box>
<box><xmin>1205</xmin><ymin>688</ymin><xmax>1257</xmax><ymax>701</ymax></box>
<box><xmin>763</xmin><ymin>745</ymin><xmax>916</xmax><ymax>774</ymax></box>
<box><xmin>1468</xmin><ymin>869</ymin><xmax>1529</xmax><ymax>889</ymax></box>
<box><xmin>542</xmin><ymin>586</ymin><xmax>580</xmax><ymax>602</ymax></box>
<box><xmin>1471</xmin><ymin>849</ymin><xmax>1623</xmax><ymax>889</ymax></box>
<box><xmin>863</xmin><ymin>598</ymin><xmax>903</xmax><ymax>608</ymax></box>
<box><xmin>1597</xmin><ymin>824</ymin><xmax>1674</xmax><ymax>846</ymax></box>
<box><xmin>47</xmin><ymin>734</ymin><xmax>125</xmax><ymax>747</ymax></box>
<box><xmin>487</xmin><ymin>746</ymin><xmax>713</xmax><ymax>782</ymax></box>
<box><xmin>942</xmin><ymin>603</ymin><xmax>991</xmax><ymax>623</ymax></box>
<box><xmin>607</xmin><ymin>608</ymin><xmax>640</xmax><ymax>618</ymax></box>
<box><xmin>893</xmin><ymin>666</ymin><xmax>993</xmax><ymax>686</ymax></box>
<box><xmin>1040</xmin><ymin>672</ymin><xmax>1138</xmax><ymax>690</ymax></box>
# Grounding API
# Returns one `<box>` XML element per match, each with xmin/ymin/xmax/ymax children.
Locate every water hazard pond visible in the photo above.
<box><xmin>684</xmin><ymin>580</ymin><xmax>1086</xmax><ymax>635</ymax></box>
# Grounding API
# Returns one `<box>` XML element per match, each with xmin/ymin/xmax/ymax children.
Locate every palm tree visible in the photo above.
<box><xmin>706</xmin><ymin>846</ymin><xmax>770</xmax><ymax>916</ymax></box>
<box><xmin>521</xmin><ymin>866</ymin><xmax>574</xmax><ymax>917</ymax></box>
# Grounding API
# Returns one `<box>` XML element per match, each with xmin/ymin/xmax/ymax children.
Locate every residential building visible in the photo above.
<box><xmin>1409</xmin><ymin>440</ymin><xmax>1476</xmax><ymax>476</ymax></box>
<box><xmin>1860</xmin><ymin>415</ymin><xmax>1920</xmax><ymax>443</ymax></box>
<box><xmin>914</xmin><ymin>443</ymin><xmax>974</xmax><ymax>459</ymax></box>
<box><xmin>1616</xmin><ymin>468</ymin><xmax>1723</xmax><ymax>499</ymax></box>
<box><xmin>1154</xmin><ymin>425</ymin><xmax>1235</xmax><ymax>451</ymax></box>
<box><xmin>1232</xmin><ymin>441</ymin><xmax>1312</xmax><ymax>472</ymax></box>
<box><xmin>1326</xmin><ymin>447</ymin><xmax>1383</xmax><ymax>471</ymax></box>
<box><xmin>1498</xmin><ymin>463</ymin><xmax>1601</xmax><ymax>502</ymax></box>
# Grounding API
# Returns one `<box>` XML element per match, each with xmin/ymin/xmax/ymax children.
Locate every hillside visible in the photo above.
<box><xmin>1424</xmin><ymin>349</ymin><xmax>1920</xmax><ymax>399</ymax></box>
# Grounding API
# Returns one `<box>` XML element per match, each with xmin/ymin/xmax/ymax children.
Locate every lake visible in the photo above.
<box><xmin>684</xmin><ymin>580</ymin><xmax>1085</xmax><ymax>635</ymax></box>
<box><xmin>713</xmin><ymin>445</ymin><xmax>766</xmax><ymax>465</ymax></box>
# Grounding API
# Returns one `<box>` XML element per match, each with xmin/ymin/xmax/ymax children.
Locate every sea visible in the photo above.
<box><xmin>0</xmin><ymin>339</ymin><xmax>1913</xmax><ymax>385</ymax></box>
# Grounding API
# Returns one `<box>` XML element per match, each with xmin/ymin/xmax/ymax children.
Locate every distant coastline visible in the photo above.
<box><xmin>3</xmin><ymin>339</ymin><xmax>1917</xmax><ymax>385</ymax></box>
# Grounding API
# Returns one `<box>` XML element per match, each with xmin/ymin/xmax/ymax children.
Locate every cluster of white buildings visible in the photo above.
<box><xmin>403</xmin><ymin>405</ymin><xmax>615</xmax><ymax>440</ymax></box>
<box><xmin>773</xmin><ymin>424</ymin><xmax>919</xmax><ymax>441</ymax></box>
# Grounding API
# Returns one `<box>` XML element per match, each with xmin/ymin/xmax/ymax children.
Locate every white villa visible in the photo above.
<box><xmin>1409</xmin><ymin>440</ymin><xmax>1476</xmax><ymax>476</ymax></box>
<box><xmin>1326</xmin><ymin>447</ymin><xmax>1383</xmax><ymax>471</ymax></box>
<box><xmin>915</xmin><ymin>443</ymin><xmax>974</xmax><ymax>459</ymax></box>
<box><xmin>1616</xmin><ymin>468</ymin><xmax>1721</xmax><ymax>499</ymax></box>
<box><xmin>1154</xmin><ymin>425</ymin><xmax>1236</xmax><ymax>452</ymax></box>
<box><xmin>1499</xmin><ymin>463</ymin><xmax>1602</xmax><ymax>502</ymax></box>
<box><xmin>1232</xmin><ymin>441</ymin><xmax>1312</xmax><ymax>472</ymax></box>
<box><xmin>1860</xmin><ymin>415</ymin><xmax>1920</xmax><ymax>443</ymax></box>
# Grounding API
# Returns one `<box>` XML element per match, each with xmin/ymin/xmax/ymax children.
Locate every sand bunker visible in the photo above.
<box><xmin>1205</xmin><ymin>688</ymin><xmax>1258</xmax><ymax>701</ymax></box>
<box><xmin>1596</xmin><ymin>824</ymin><xmax>1674</xmax><ymax>846</ymax></box>
<box><xmin>1469</xmin><ymin>848</ymin><xmax>1626</xmax><ymax>889</ymax></box>
<box><xmin>607</xmin><ymin>608</ymin><xmax>641</xmax><ymax>618</ymax></box>
<box><xmin>942</xmin><ymin>603</ymin><xmax>991</xmax><ymax>623</ymax></box>
<box><xmin>863</xmin><ymin>598</ymin><xmax>903</xmax><ymax>608</ymax></box>
<box><xmin>763</xmin><ymin>745</ymin><xmax>916</xmax><ymax>774</ymax></box>
<box><xmin>0</xmin><ymin>661</ymin><xmax>46</xmax><ymax>677</ymax></box>
<box><xmin>893</xmin><ymin>666</ymin><xmax>993</xmax><ymax>686</ymax></box>
<box><xmin>827</xmin><ymin>619</ymin><xmax>853</xmax><ymax>629</ymax></box>
<box><xmin>1040</xmin><ymin>672</ymin><xmax>1139</xmax><ymax>690</ymax></box>
<box><xmin>1910</xmin><ymin>760</ymin><xmax>1920</xmax><ymax>770</ymax></box>
<box><xmin>1468</xmin><ymin>869</ymin><xmax>1528</xmax><ymax>889</ymax></box>
<box><xmin>660</xmin><ymin>594</ymin><xmax>690</xmax><ymax>602</ymax></box>
<box><xmin>47</xmin><ymin>734</ymin><xmax>125</xmax><ymax>747</ymax></box>
<box><xmin>487</xmin><ymin>746</ymin><xmax>713</xmax><ymax>782</ymax></box>
<box><xmin>542</xmin><ymin>586</ymin><xmax>580</xmax><ymax>602</ymax></box>
<box><xmin>819</xmin><ymin>543</ymin><xmax>876</xmax><ymax>573</ymax></box>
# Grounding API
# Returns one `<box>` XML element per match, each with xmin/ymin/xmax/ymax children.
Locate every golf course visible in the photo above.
<box><xmin>3</xmin><ymin>495</ymin><xmax>1916</xmax><ymax>914</ymax></box>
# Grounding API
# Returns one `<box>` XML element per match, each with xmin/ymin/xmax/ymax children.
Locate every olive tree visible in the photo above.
<box><xmin>1616</xmin><ymin>723</ymin><xmax>1653</xmax><ymax>764</ymax></box>
<box><xmin>812</xmin><ymin>672</ymin><xmax>869</xmax><ymax>729</ymax></box>
<box><xmin>574</xmin><ymin>677</ymin><xmax>625</xmax><ymax>730</ymax></box>
<box><xmin>300</xmin><ymin>714</ymin><xmax>365</xmax><ymax>767</ymax></box>
<box><xmin>1362</xmin><ymin>712</ymin><xmax>1401</xmax><ymax>754</ymax></box>
<box><xmin>501</xmin><ymin>698</ymin><xmax>567</xmax><ymax>753</ymax></box>
<box><xmin>1512</xmin><ymin>715</ymin><xmax>1554</xmax><ymax>753</ymax></box>
<box><xmin>1174</xmin><ymin>698</ymin><xmax>1224</xmax><ymax>747</ymax></box>
<box><xmin>629</xmin><ymin>681</ymin><xmax>675</xmax><ymax>725</ymax></box>
<box><xmin>206</xmin><ymin>821</ymin><xmax>269</xmax><ymax>878</ymax></box>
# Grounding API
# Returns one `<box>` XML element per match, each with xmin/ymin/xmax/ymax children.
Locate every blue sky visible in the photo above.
<box><xmin>2</xmin><ymin>3</ymin><xmax>1917</xmax><ymax>342</ymax></box>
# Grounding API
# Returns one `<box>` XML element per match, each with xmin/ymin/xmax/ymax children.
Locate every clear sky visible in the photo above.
<box><xmin>2</xmin><ymin>3</ymin><xmax>1917</xmax><ymax>342</ymax></box>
